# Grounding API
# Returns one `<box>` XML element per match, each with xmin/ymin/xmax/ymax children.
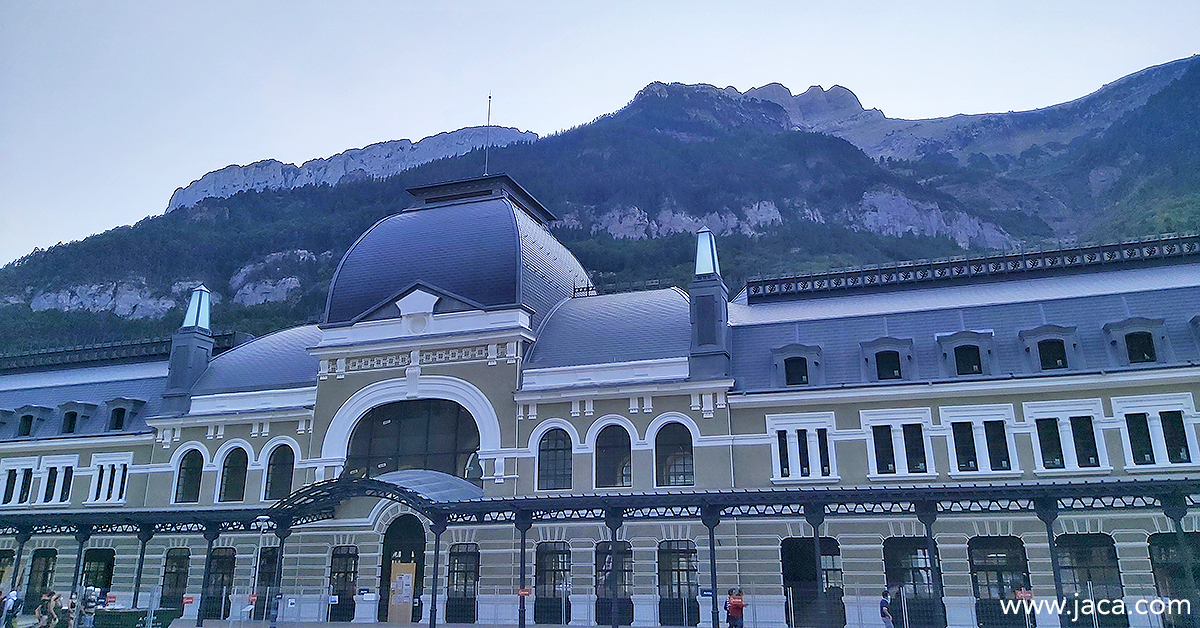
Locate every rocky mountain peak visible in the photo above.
<box><xmin>167</xmin><ymin>125</ymin><xmax>537</xmax><ymax>212</ymax></box>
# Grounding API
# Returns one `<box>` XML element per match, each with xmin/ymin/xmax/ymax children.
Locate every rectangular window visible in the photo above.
<box><xmin>1038</xmin><ymin>339</ymin><xmax>1068</xmax><ymax>370</ymax></box>
<box><xmin>984</xmin><ymin>420</ymin><xmax>1011</xmax><ymax>471</ymax></box>
<box><xmin>952</xmin><ymin>422</ymin><xmax>978</xmax><ymax>471</ymax></box>
<box><xmin>161</xmin><ymin>549</ymin><xmax>190</xmax><ymax>610</ymax></box>
<box><xmin>43</xmin><ymin>467</ymin><xmax>58</xmax><ymax>503</ymax></box>
<box><xmin>776</xmin><ymin>431</ymin><xmax>789</xmax><ymax>478</ymax></box>
<box><xmin>876</xmin><ymin>351</ymin><xmax>902</xmax><ymax>380</ymax></box>
<box><xmin>3</xmin><ymin>470</ymin><xmax>16</xmax><ymax>504</ymax></box>
<box><xmin>873</xmin><ymin>425</ymin><xmax>896</xmax><ymax>474</ymax></box>
<box><xmin>59</xmin><ymin>467</ymin><xmax>73</xmax><ymax>503</ymax></box>
<box><xmin>18</xmin><ymin>415</ymin><xmax>33</xmax><ymax>437</ymax></box>
<box><xmin>1127</xmin><ymin>413</ymin><xmax>1155</xmax><ymax>465</ymax></box>
<box><xmin>954</xmin><ymin>345</ymin><xmax>982</xmax><ymax>375</ymax></box>
<box><xmin>817</xmin><ymin>429</ymin><xmax>831</xmax><ymax>476</ymax></box>
<box><xmin>695</xmin><ymin>297</ymin><xmax>716</xmax><ymax>346</ymax></box>
<box><xmin>1036</xmin><ymin>419</ymin><xmax>1065</xmax><ymax>469</ymax></box>
<box><xmin>1161</xmin><ymin>411</ymin><xmax>1191</xmax><ymax>464</ymax></box>
<box><xmin>797</xmin><ymin>429</ymin><xmax>810</xmax><ymax>477</ymax></box>
<box><xmin>784</xmin><ymin>357</ymin><xmax>809</xmax><ymax>385</ymax></box>
<box><xmin>1070</xmin><ymin>417</ymin><xmax>1100</xmax><ymax>468</ymax></box>
<box><xmin>62</xmin><ymin>412</ymin><xmax>78</xmax><ymax>434</ymax></box>
<box><xmin>903</xmin><ymin>423</ymin><xmax>927</xmax><ymax>473</ymax></box>
<box><xmin>1126</xmin><ymin>332</ymin><xmax>1157</xmax><ymax>364</ymax></box>
<box><xmin>18</xmin><ymin>469</ymin><xmax>32</xmax><ymax>503</ymax></box>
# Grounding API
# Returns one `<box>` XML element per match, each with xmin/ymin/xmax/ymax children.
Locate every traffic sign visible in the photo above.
<box><xmin>518</xmin><ymin>588</ymin><xmax>531</xmax><ymax>597</ymax></box>
<box><xmin>1015</xmin><ymin>589</ymin><xmax>1033</xmax><ymax>601</ymax></box>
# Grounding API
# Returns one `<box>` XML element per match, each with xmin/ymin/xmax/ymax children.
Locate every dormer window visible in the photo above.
<box><xmin>1102</xmin><ymin>318</ymin><xmax>1171</xmax><ymax>366</ymax></box>
<box><xmin>1038</xmin><ymin>339</ymin><xmax>1068</xmax><ymax>370</ymax></box>
<box><xmin>937</xmin><ymin>330</ymin><xmax>996</xmax><ymax>378</ymax></box>
<box><xmin>861</xmin><ymin>338</ymin><xmax>914</xmax><ymax>383</ymax></box>
<box><xmin>771</xmin><ymin>344</ymin><xmax>823</xmax><ymax>388</ymax></box>
<box><xmin>108</xmin><ymin>408</ymin><xmax>126</xmax><ymax>431</ymax></box>
<box><xmin>784</xmin><ymin>357</ymin><xmax>808</xmax><ymax>385</ymax></box>
<box><xmin>1125</xmin><ymin>332</ymin><xmax>1156</xmax><ymax>363</ymax></box>
<box><xmin>876</xmin><ymin>351</ymin><xmax>902</xmax><ymax>380</ymax></box>
<box><xmin>62</xmin><ymin>412</ymin><xmax>78</xmax><ymax>434</ymax></box>
<box><xmin>17</xmin><ymin>415</ymin><xmax>33</xmax><ymax>437</ymax></box>
<box><xmin>103</xmin><ymin>399</ymin><xmax>144</xmax><ymax>432</ymax></box>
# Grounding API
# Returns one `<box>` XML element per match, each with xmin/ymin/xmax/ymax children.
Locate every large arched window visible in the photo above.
<box><xmin>655</xmin><ymin>423</ymin><xmax>694</xmax><ymax>487</ymax></box>
<box><xmin>595</xmin><ymin>425</ymin><xmax>632</xmax><ymax>488</ymax></box>
<box><xmin>218</xmin><ymin>448</ymin><xmax>248</xmax><ymax>502</ymax></box>
<box><xmin>263</xmin><ymin>445</ymin><xmax>295</xmax><ymax>501</ymax></box>
<box><xmin>175</xmin><ymin>450</ymin><xmax>203</xmax><ymax>504</ymax></box>
<box><xmin>344</xmin><ymin>399</ymin><xmax>481</xmax><ymax>483</ymax></box>
<box><xmin>537</xmin><ymin>429</ymin><xmax>572</xmax><ymax>490</ymax></box>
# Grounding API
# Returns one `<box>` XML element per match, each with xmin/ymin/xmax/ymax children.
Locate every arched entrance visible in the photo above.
<box><xmin>380</xmin><ymin>514</ymin><xmax>427</xmax><ymax>622</ymax></box>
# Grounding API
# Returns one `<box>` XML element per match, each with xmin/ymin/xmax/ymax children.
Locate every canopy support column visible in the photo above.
<box><xmin>805</xmin><ymin>503</ymin><xmax>827</xmax><ymax>621</ymax></box>
<box><xmin>1035</xmin><ymin>497</ymin><xmax>1065</xmax><ymax>600</ymax></box>
<box><xmin>70</xmin><ymin>524</ymin><xmax>93</xmax><ymax>592</ymax></box>
<box><xmin>605</xmin><ymin>508</ymin><xmax>624</xmax><ymax>628</ymax></box>
<box><xmin>269</xmin><ymin>519</ymin><xmax>291</xmax><ymax>628</ymax></box>
<box><xmin>701</xmin><ymin>505</ymin><xmax>721</xmax><ymax>628</ymax></box>
<box><xmin>197</xmin><ymin>524</ymin><xmax>220</xmax><ymax>628</ymax></box>
<box><xmin>10</xmin><ymin>527</ymin><xmax>31</xmax><ymax>590</ymax></box>
<box><xmin>132</xmin><ymin>524</ymin><xmax>154</xmax><ymax>608</ymax></box>
<box><xmin>516</xmin><ymin>510</ymin><xmax>533</xmax><ymax>628</ymax></box>
<box><xmin>428</xmin><ymin>513</ymin><xmax>447</xmax><ymax>628</ymax></box>
<box><xmin>916</xmin><ymin>502</ymin><xmax>945</xmax><ymax>628</ymax></box>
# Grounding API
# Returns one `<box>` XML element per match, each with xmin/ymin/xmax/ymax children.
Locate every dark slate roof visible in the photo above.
<box><xmin>526</xmin><ymin>288</ymin><xmax>691</xmax><ymax>368</ymax></box>
<box><xmin>730</xmin><ymin>276</ymin><xmax>1200</xmax><ymax>391</ymax></box>
<box><xmin>324</xmin><ymin>197</ymin><xmax>589</xmax><ymax>329</ymax></box>
<box><xmin>0</xmin><ymin>372</ymin><xmax>167</xmax><ymax>441</ymax></box>
<box><xmin>190</xmin><ymin>325</ymin><xmax>322</xmax><ymax>396</ymax></box>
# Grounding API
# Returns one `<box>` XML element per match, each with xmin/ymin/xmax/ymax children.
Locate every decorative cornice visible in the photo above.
<box><xmin>746</xmin><ymin>233</ymin><xmax>1199</xmax><ymax>303</ymax></box>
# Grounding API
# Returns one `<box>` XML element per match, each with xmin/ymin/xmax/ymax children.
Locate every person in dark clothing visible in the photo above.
<box><xmin>881</xmin><ymin>589</ymin><xmax>893</xmax><ymax>628</ymax></box>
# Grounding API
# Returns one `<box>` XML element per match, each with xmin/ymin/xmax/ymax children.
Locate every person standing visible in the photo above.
<box><xmin>881</xmin><ymin>589</ymin><xmax>894</xmax><ymax>628</ymax></box>
<box><xmin>727</xmin><ymin>589</ymin><xmax>745</xmax><ymax>628</ymax></box>
<box><xmin>3</xmin><ymin>590</ymin><xmax>21</xmax><ymax>628</ymax></box>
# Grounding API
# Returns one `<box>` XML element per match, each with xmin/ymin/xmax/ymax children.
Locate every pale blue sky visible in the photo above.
<box><xmin>1</xmin><ymin>1</ymin><xmax>1197</xmax><ymax>266</ymax></box>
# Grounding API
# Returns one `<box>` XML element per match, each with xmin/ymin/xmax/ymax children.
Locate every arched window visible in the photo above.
<box><xmin>108</xmin><ymin>407</ymin><xmax>127</xmax><ymax>431</ymax></box>
<box><xmin>537</xmin><ymin>429</ymin><xmax>572</xmax><ymax>490</ymax></box>
<box><xmin>344</xmin><ymin>399</ymin><xmax>481</xmax><ymax>484</ymax></box>
<box><xmin>218</xmin><ymin>448</ymin><xmax>248</xmax><ymax>502</ymax></box>
<box><xmin>263</xmin><ymin>446</ymin><xmax>295</xmax><ymax>500</ymax></box>
<box><xmin>655</xmin><ymin>423</ymin><xmax>693</xmax><ymax>487</ymax></box>
<box><xmin>595</xmin><ymin>425</ymin><xmax>631</xmax><ymax>488</ymax></box>
<box><xmin>175</xmin><ymin>450</ymin><xmax>203</xmax><ymax>503</ymax></box>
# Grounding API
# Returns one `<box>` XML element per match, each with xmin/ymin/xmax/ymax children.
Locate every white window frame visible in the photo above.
<box><xmin>0</xmin><ymin>456</ymin><xmax>38</xmax><ymax>506</ymax></box>
<box><xmin>765</xmin><ymin>412</ymin><xmax>839</xmax><ymax>484</ymax></box>
<box><xmin>1111</xmin><ymin>393</ymin><xmax>1200</xmax><ymax>473</ymax></box>
<box><xmin>34</xmin><ymin>455</ymin><xmax>79</xmax><ymax>505</ymax></box>
<box><xmin>939</xmin><ymin>404</ymin><xmax>1022</xmax><ymax>478</ymax></box>
<box><xmin>861</xmin><ymin>408</ymin><xmax>937</xmax><ymax>480</ymax></box>
<box><xmin>86</xmin><ymin>452</ymin><xmax>133</xmax><ymax>505</ymax></box>
<box><xmin>1021</xmin><ymin>399</ymin><xmax>1112</xmax><ymax>475</ymax></box>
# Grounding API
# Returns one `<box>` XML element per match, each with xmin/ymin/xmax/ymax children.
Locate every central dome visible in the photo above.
<box><xmin>323</xmin><ymin>175</ymin><xmax>590</xmax><ymax>328</ymax></box>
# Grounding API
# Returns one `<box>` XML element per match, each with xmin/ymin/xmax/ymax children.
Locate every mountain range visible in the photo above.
<box><xmin>1</xmin><ymin>55</ymin><xmax>1198</xmax><ymax>353</ymax></box>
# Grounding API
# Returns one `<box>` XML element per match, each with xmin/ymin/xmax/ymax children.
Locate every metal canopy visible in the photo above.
<box><xmin>268</xmin><ymin>473</ymin><xmax>1200</xmax><ymax>527</ymax></box>
<box><xmin>6</xmin><ymin>475</ymin><xmax>1199</xmax><ymax>537</ymax></box>
<box><xmin>0</xmin><ymin>507</ymin><xmax>277</xmax><ymax>535</ymax></box>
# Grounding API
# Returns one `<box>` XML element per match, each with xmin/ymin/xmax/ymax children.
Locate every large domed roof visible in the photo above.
<box><xmin>324</xmin><ymin>175</ymin><xmax>590</xmax><ymax>328</ymax></box>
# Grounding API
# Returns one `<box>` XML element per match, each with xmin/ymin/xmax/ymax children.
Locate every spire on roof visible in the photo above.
<box><xmin>694</xmin><ymin>227</ymin><xmax>721</xmax><ymax>277</ymax></box>
<box><xmin>181</xmin><ymin>285</ymin><xmax>211</xmax><ymax>331</ymax></box>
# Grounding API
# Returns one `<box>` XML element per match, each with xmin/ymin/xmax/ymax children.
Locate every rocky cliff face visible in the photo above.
<box><xmin>167</xmin><ymin>126</ymin><xmax>537</xmax><ymax>211</ymax></box>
